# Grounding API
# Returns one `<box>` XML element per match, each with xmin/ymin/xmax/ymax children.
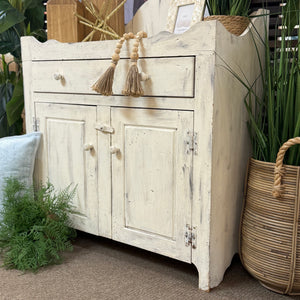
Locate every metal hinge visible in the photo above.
<box><xmin>185</xmin><ymin>131</ymin><xmax>198</xmax><ymax>155</ymax></box>
<box><xmin>32</xmin><ymin>117</ymin><xmax>40</xmax><ymax>131</ymax></box>
<box><xmin>185</xmin><ymin>224</ymin><xmax>197</xmax><ymax>249</ymax></box>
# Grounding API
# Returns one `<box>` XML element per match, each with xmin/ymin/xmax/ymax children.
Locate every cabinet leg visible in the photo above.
<box><xmin>193</xmin><ymin>256</ymin><xmax>231</xmax><ymax>291</ymax></box>
<box><xmin>193</xmin><ymin>262</ymin><xmax>211</xmax><ymax>292</ymax></box>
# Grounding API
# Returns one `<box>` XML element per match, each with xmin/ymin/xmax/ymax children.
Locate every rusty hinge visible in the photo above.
<box><xmin>185</xmin><ymin>131</ymin><xmax>198</xmax><ymax>155</ymax></box>
<box><xmin>32</xmin><ymin>117</ymin><xmax>40</xmax><ymax>132</ymax></box>
<box><xmin>185</xmin><ymin>224</ymin><xmax>197</xmax><ymax>249</ymax></box>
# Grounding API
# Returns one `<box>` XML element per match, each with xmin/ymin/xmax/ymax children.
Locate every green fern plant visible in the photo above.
<box><xmin>0</xmin><ymin>178</ymin><xmax>77</xmax><ymax>271</ymax></box>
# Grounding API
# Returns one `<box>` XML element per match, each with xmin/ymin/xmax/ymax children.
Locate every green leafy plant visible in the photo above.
<box><xmin>224</xmin><ymin>0</ymin><xmax>300</xmax><ymax>165</ymax></box>
<box><xmin>0</xmin><ymin>178</ymin><xmax>77</xmax><ymax>272</ymax></box>
<box><xmin>0</xmin><ymin>55</ymin><xmax>23</xmax><ymax>137</ymax></box>
<box><xmin>206</xmin><ymin>0</ymin><xmax>251</xmax><ymax>16</ymax></box>
<box><xmin>0</xmin><ymin>0</ymin><xmax>47</xmax><ymax>137</ymax></box>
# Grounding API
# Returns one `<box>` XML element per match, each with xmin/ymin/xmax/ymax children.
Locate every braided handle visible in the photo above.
<box><xmin>273</xmin><ymin>137</ymin><xmax>300</xmax><ymax>198</ymax></box>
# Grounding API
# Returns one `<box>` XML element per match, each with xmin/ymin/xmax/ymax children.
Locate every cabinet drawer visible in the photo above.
<box><xmin>32</xmin><ymin>56</ymin><xmax>195</xmax><ymax>98</ymax></box>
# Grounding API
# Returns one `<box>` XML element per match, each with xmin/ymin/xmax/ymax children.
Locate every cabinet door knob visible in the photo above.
<box><xmin>54</xmin><ymin>73</ymin><xmax>64</xmax><ymax>80</ymax></box>
<box><xmin>84</xmin><ymin>143</ymin><xmax>94</xmax><ymax>151</ymax></box>
<box><xmin>139</xmin><ymin>72</ymin><xmax>150</xmax><ymax>81</ymax></box>
<box><xmin>110</xmin><ymin>146</ymin><xmax>120</xmax><ymax>154</ymax></box>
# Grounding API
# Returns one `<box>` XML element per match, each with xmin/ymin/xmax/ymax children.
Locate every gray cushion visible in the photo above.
<box><xmin>0</xmin><ymin>132</ymin><xmax>41</xmax><ymax>207</ymax></box>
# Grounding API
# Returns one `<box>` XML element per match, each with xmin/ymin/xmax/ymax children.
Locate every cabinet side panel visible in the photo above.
<box><xmin>191</xmin><ymin>53</ymin><xmax>215</xmax><ymax>291</ymax></box>
<box><xmin>21</xmin><ymin>38</ymin><xmax>40</xmax><ymax>183</ymax></box>
<box><xmin>209</xmin><ymin>15</ymin><xmax>266</xmax><ymax>288</ymax></box>
<box><xmin>21</xmin><ymin>38</ymin><xmax>34</xmax><ymax>134</ymax></box>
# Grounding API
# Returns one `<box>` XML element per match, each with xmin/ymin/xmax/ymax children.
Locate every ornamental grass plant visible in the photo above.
<box><xmin>0</xmin><ymin>178</ymin><xmax>77</xmax><ymax>272</ymax></box>
<box><xmin>226</xmin><ymin>0</ymin><xmax>299</xmax><ymax>165</ymax></box>
<box><xmin>206</xmin><ymin>0</ymin><xmax>251</xmax><ymax>16</ymax></box>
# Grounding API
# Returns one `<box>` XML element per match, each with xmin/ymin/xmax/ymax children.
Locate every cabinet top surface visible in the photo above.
<box><xmin>22</xmin><ymin>10</ymin><xmax>266</xmax><ymax>112</ymax></box>
<box><xmin>21</xmin><ymin>11</ymin><xmax>265</xmax><ymax>62</ymax></box>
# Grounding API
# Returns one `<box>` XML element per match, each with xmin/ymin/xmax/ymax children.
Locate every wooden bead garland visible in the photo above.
<box><xmin>92</xmin><ymin>31</ymin><xmax>148</xmax><ymax>97</ymax></box>
<box><xmin>122</xmin><ymin>31</ymin><xmax>147</xmax><ymax>97</ymax></box>
<box><xmin>92</xmin><ymin>32</ymin><xmax>133</xmax><ymax>96</ymax></box>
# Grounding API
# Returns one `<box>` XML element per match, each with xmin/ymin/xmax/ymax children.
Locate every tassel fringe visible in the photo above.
<box><xmin>92</xmin><ymin>63</ymin><xmax>116</xmax><ymax>96</ymax></box>
<box><xmin>122</xmin><ymin>63</ymin><xmax>144</xmax><ymax>97</ymax></box>
<box><xmin>91</xmin><ymin>32</ymin><xmax>133</xmax><ymax>95</ymax></box>
<box><xmin>92</xmin><ymin>31</ymin><xmax>147</xmax><ymax>97</ymax></box>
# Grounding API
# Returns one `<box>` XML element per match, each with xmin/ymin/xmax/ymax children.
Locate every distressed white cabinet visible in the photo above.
<box><xmin>35</xmin><ymin>103</ymin><xmax>99</xmax><ymax>235</ymax></box>
<box><xmin>111</xmin><ymin>108</ymin><xmax>193</xmax><ymax>262</ymax></box>
<box><xmin>22</xmin><ymin>12</ymin><xmax>265</xmax><ymax>291</ymax></box>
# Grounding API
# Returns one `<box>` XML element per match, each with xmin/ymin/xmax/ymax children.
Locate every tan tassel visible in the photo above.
<box><xmin>92</xmin><ymin>62</ymin><xmax>116</xmax><ymax>96</ymax></box>
<box><xmin>122</xmin><ymin>31</ymin><xmax>147</xmax><ymax>97</ymax></box>
<box><xmin>92</xmin><ymin>32</ymin><xmax>134</xmax><ymax>96</ymax></box>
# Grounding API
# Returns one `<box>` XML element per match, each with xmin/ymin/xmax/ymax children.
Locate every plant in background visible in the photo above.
<box><xmin>0</xmin><ymin>0</ymin><xmax>47</xmax><ymax>137</ymax></box>
<box><xmin>0</xmin><ymin>55</ymin><xmax>22</xmax><ymax>136</ymax></box>
<box><xmin>245</xmin><ymin>0</ymin><xmax>299</xmax><ymax>165</ymax></box>
<box><xmin>238</xmin><ymin>3</ymin><xmax>300</xmax><ymax>294</ymax></box>
<box><xmin>0</xmin><ymin>178</ymin><xmax>77</xmax><ymax>272</ymax></box>
<box><xmin>205</xmin><ymin>0</ymin><xmax>251</xmax><ymax>16</ymax></box>
<box><xmin>224</xmin><ymin>0</ymin><xmax>299</xmax><ymax>166</ymax></box>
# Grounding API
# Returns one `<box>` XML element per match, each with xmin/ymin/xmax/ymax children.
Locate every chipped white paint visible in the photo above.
<box><xmin>22</xmin><ymin>9</ymin><xmax>266</xmax><ymax>291</ymax></box>
<box><xmin>31</xmin><ymin>56</ymin><xmax>195</xmax><ymax>97</ymax></box>
<box><xmin>111</xmin><ymin>108</ymin><xmax>193</xmax><ymax>262</ymax></box>
<box><xmin>35</xmin><ymin>103</ymin><xmax>99</xmax><ymax>235</ymax></box>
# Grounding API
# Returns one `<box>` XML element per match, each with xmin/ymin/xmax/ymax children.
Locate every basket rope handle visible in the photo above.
<box><xmin>273</xmin><ymin>137</ymin><xmax>300</xmax><ymax>198</ymax></box>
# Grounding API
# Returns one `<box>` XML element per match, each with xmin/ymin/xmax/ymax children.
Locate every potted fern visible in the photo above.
<box><xmin>204</xmin><ymin>0</ymin><xmax>251</xmax><ymax>35</ymax></box>
<box><xmin>0</xmin><ymin>178</ymin><xmax>77</xmax><ymax>272</ymax></box>
<box><xmin>238</xmin><ymin>0</ymin><xmax>300</xmax><ymax>295</ymax></box>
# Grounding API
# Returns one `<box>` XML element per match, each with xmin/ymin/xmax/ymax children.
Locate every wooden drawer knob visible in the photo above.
<box><xmin>110</xmin><ymin>146</ymin><xmax>120</xmax><ymax>154</ymax></box>
<box><xmin>54</xmin><ymin>73</ymin><xmax>64</xmax><ymax>81</ymax></box>
<box><xmin>139</xmin><ymin>72</ymin><xmax>150</xmax><ymax>81</ymax></box>
<box><xmin>83</xmin><ymin>143</ymin><xmax>94</xmax><ymax>151</ymax></box>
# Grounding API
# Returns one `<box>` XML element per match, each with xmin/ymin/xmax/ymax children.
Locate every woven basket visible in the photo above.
<box><xmin>204</xmin><ymin>15</ymin><xmax>250</xmax><ymax>36</ymax></box>
<box><xmin>240</xmin><ymin>137</ymin><xmax>300</xmax><ymax>295</ymax></box>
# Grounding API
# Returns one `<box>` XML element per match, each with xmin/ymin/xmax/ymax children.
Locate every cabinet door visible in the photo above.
<box><xmin>35</xmin><ymin>103</ymin><xmax>99</xmax><ymax>235</ymax></box>
<box><xmin>111</xmin><ymin>108</ymin><xmax>193</xmax><ymax>263</ymax></box>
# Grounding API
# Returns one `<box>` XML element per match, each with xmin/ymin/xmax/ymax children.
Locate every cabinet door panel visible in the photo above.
<box><xmin>125</xmin><ymin>125</ymin><xmax>176</xmax><ymax>238</ymax></box>
<box><xmin>112</xmin><ymin>108</ymin><xmax>193</xmax><ymax>262</ymax></box>
<box><xmin>35</xmin><ymin>103</ymin><xmax>99</xmax><ymax>235</ymax></box>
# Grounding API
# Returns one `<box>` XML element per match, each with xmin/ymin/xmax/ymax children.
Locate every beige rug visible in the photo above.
<box><xmin>0</xmin><ymin>232</ymin><xmax>297</xmax><ymax>300</ymax></box>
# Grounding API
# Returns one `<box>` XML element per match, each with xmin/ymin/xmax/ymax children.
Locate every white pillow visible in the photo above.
<box><xmin>0</xmin><ymin>132</ymin><xmax>41</xmax><ymax>206</ymax></box>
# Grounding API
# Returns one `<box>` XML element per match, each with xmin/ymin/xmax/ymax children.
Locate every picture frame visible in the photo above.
<box><xmin>166</xmin><ymin>0</ymin><xmax>206</xmax><ymax>34</ymax></box>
